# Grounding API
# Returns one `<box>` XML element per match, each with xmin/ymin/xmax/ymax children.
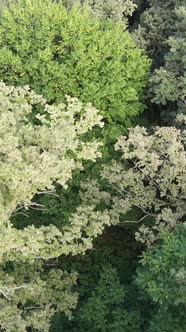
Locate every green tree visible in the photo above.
<box><xmin>50</xmin><ymin>225</ymin><xmax>143</xmax><ymax>331</ymax></box>
<box><xmin>0</xmin><ymin>0</ymin><xmax>149</xmax><ymax>139</ymax></box>
<box><xmin>76</xmin><ymin>265</ymin><xmax>142</xmax><ymax>332</ymax></box>
<box><xmin>136</xmin><ymin>224</ymin><xmax>186</xmax><ymax>332</ymax></box>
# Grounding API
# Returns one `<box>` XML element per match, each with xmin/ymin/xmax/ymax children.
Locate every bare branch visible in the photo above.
<box><xmin>0</xmin><ymin>285</ymin><xmax>29</xmax><ymax>300</ymax></box>
<box><xmin>37</xmin><ymin>190</ymin><xmax>62</xmax><ymax>203</ymax></box>
<box><xmin>133</xmin><ymin>204</ymin><xmax>156</xmax><ymax>217</ymax></box>
<box><xmin>34</xmin><ymin>256</ymin><xmax>49</xmax><ymax>260</ymax></box>
<box><xmin>119</xmin><ymin>214</ymin><xmax>151</xmax><ymax>225</ymax></box>
<box><xmin>110</xmin><ymin>184</ymin><xmax>129</xmax><ymax>197</ymax></box>
<box><xmin>132</xmin><ymin>160</ymin><xmax>161</xmax><ymax>192</ymax></box>
<box><xmin>0</xmin><ymin>290</ymin><xmax>11</xmax><ymax>300</ymax></box>
<box><xmin>12</xmin><ymin>211</ymin><xmax>29</xmax><ymax>218</ymax></box>
<box><xmin>24</xmin><ymin>306</ymin><xmax>44</xmax><ymax>311</ymax></box>
<box><xmin>111</xmin><ymin>184</ymin><xmax>156</xmax><ymax>217</ymax></box>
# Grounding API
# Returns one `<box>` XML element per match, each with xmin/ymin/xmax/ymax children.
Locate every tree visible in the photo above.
<box><xmin>63</xmin><ymin>0</ymin><xmax>137</xmax><ymax>28</ymax></box>
<box><xmin>132</xmin><ymin>1</ymin><xmax>186</xmax><ymax>123</ymax></box>
<box><xmin>0</xmin><ymin>0</ymin><xmax>149</xmax><ymax>139</ymax></box>
<box><xmin>0</xmin><ymin>82</ymin><xmax>111</xmax><ymax>330</ymax></box>
<box><xmin>80</xmin><ymin>115</ymin><xmax>186</xmax><ymax>246</ymax></box>
<box><xmin>50</xmin><ymin>220</ymin><xmax>144</xmax><ymax>331</ymax></box>
<box><xmin>150</xmin><ymin>6</ymin><xmax>186</xmax><ymax>121</ymax></box>
<box><xmin>134</xmin><ymin>0</ymin><xmax>185</xmax><ymax>67</ymax></box>
<box><xmin>0</xmin><ymin>262</ymin><xmax>78</xmax><ymax>332</ymax></box>
<box><xmin>135</xmin><ymin>224</ymin><xmax>186</xmax><ymax>332</ymax></box>
<box><xmin>75</xmin><ymin>118</ymin><xmax>186</xmax><ymax>331</ymax></box>
<box><xmin>76</xmin><ymin>265</ymin><xmax>142</xmax><ymax>332</ymax></box>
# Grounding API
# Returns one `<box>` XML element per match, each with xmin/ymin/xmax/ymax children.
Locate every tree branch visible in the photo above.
<box><xmin>0</xmin><ymin>285</ymin><xmax>29</xmax><ymax>300</ymax></box>
<box><xmin>119</xmin><ymin>214</ymin><xmax>151</xmax><ymax>225</ymax></box>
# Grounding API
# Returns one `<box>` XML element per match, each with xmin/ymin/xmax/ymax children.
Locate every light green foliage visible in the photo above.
<box><xmin>136</xmin><ymin>225</ymin><xmax>186</xmax><ymax>331</ymax></box>
<box><xmin>0</xmin><ymin>0</ymin><xmax>12</xmax><ymax>7</ymax></box>
<box><xmin>0</xmin><ymin>82</ymin><xmax>106</xmax><ymax>330</ymax></box>
<box><xmin>0</xmin><ymin>83</ymin><xmax>102</xmax><ymax>218</ymax></box>
<box><xmin>0</xmin><ymin>0</ymin><xmax>149</xmax><ymax>139</ymax></box>
<box><xmin>76</xmin><ymin>265</ymin><xmax>142</xmax><ymax>331</ymax></box>
<box><xmin>80</xmin><ymin>117</ymin><xmax>186</xmax><ymax>245</ymax></box>
<box><xmin>0</xmin><ymin>82</ymin><xmax>113</xmax><ymax>262</ymax></box>
<box><xmin>63</xmin><ymin>0</ymin><xmax>137</xmax><ymax>27</ymax></box>
<box><xmin>0</xmin><ymin>262</ymin><xmax>78</xmax><ymax>331</ymax></box>
<box><xmin>150</xmin><ymin>6</ymin><xmax>186</xmax><ymax>119</ymax></box>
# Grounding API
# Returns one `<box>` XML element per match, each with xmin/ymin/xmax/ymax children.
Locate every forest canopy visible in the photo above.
<box><xmin>0</xmin><ymin>0</ymin><xmax>185</xmax><ymax>331</ymax></box>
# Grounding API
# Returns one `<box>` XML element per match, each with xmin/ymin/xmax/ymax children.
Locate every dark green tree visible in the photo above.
<box><xmin>63</xmin><ymin>0</ymin><xmax>137</xmax><ymax>28</ymax></box>
<box><xmin>76</xmin><ymin>265</ymin><xmax>142</xmax><ymax>332</ymax></box>
<box><xmin>150</xmin><ymin>6</ymin><xmax>186</xmax><ymax>121</ymax></box>
<box><xmin>134</xmin><ymin>0</ymin><xmax>185</xmax><ymax>66</ymax></box>
<box><xmin>136</xmin><ymin>225</ymin><xmax>186</xmax><ymax>332</ymax></box>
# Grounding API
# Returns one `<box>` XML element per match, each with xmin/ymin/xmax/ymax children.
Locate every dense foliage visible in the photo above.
<box><xmin>133</xmin><ymin>0</ymin><xmax>186</xmax><ymax>123</ymax></box>
<box><xmin>80</xmin><ymin>117</ymin><xmax>186</xmax><ymax>246</ymax></box>
<box><xmin>150</xmin><ymin>6</ymin><xmax>186</xmax><ymax>120</ymax></box>
<box><xmin>0</xmin><ymin>0</ymin><xmax>185</xmax><ymax>331</ymax></box>
<box><xmin>0</xmin><ymin>82</ymin><xmax>106</xmax><ymax>330</ymax></box>
<box><xmin>136</xmin><ymin>224</ymin><xmax>186</xmax><ymax>332</ymax></box>
<box><xmin>0</xmin><ymin>0</ymin><xmax>149</xmax><ymax>139</ymax></box>
<box><xmin>134</xmin><ymin>0</ymin><xmax>186</xmax><ymax>65</ymax></box>
<box><xmin>63</xmin><ymin>0</ymin><xmax>137</xmax><ymax>27</ymax></box>
<box><xmin>76</xmin><ymin>265</ymin><xmax>142</xmax><ymax>332</ymax></box>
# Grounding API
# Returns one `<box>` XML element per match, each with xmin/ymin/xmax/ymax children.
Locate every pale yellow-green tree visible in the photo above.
<box><xmin>80</xmin><ymin>116</ymin><xmax>186</xmax><ymax>246</ymax></box>
<box><xmin>0</xmin><ymin>82</ymin><xmax>115</xmax><ymax>331</ymax></box>
<box><xmin>0</xmin><ymin>81</ymin><xmax>107</xmax><ymax>259</ymax></box>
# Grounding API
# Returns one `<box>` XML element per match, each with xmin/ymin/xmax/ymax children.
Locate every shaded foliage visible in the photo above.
<box><xmin>136</xmin><ymin>225</ymin><xmax>186</xmax><ymax>332</ymax></box>
<box><xmin>150</xmin><ymin>6</ymin><xmax>186</xmax><ymax>121</ymax></box>
<box><xmin>63</xmin><ymin>0</ymin><xmax>137</xmax><ymax>28</ymax></box>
